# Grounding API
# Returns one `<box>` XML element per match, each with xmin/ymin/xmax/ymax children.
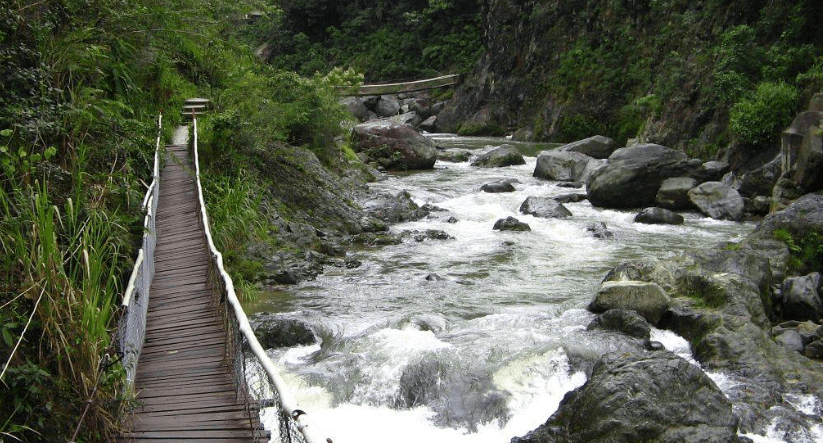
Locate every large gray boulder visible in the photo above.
<box><xmin>688</xmin><ymin>181</ymin><xmax>745</xmax><ymax>221</ymax></box>
<box><xmin>533</xmin><ymin>150</ymin><xmax>592</xmax><ymax>182</ymax></box>
<box><xmin>360</xmin><ymin>191</ymin><xmax>429</xmax><ymax>223</ymax></box>
<box><xmin>656</xmin><ymin>177</ymin><xmax>697</xmax><ymax>210</ymax></box>
<box><xmin>249</xmin><ymin>313</ymin><xmax>316</xmax><ymax>349</ymax></box>
<box><xmin>589</xmin><ymin>280</ymin><xmax>671</xmax><ymax>325</ymax></box>
<box><xmin>559</xmin><ymin>135</ymin><xmax>618</xmax><ymax>159</ymax></box>
<box><xmin>511</xmin><ymin>351</ymin><xmax>739</xmax><ymax>443</ymax></box>
<box><xmin>351</xmin><ymin>120</ymin><xmax>437</xmax><ymax>170</ymax></box>
<box><xmin>390</xmin><ymin>111</ymin><xmax>423</xmax><ymax>128</ymax></box>
<box><xmin>340</xmin><ymin>97</ymin><xmax>370</xmax><ymax>121</ymax></box>
<box><xmin>779</xmin><ymin>273</ymin><xmax>822</xmax><ymax>322</ymax></box>
<box><xmin>375</xmin><ymin>95</ymin><xmax>401</xmax><ymax>117</ymax></box>
<box><xmin>692</xmin><ymin>160</ymin><xmax>730</xmax><ymax>183</ymax></box>
<box><xmin>471</xmin><ymin>144</ymin><xmax>525</xmax><ymax>167</ymax></box>
<box><xmin>519</xmin><ymin>196</ymin><xmax>572</xmax><ymax>218</ymax></box>
<box><xmin>587</xmin><ymin>144</ymin><xmax>696</xmax><ymax>209</ymax></box>
<box><xmin>749</xmin><ymin>193</ymin><xmax>823</xmax><ymax>242</ymax></box>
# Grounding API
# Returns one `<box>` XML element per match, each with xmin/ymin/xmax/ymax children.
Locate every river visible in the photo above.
<box><xmin>245</xmin><ymin>135</ymin><xmax>820</xmax><ymax>443</ymax></box>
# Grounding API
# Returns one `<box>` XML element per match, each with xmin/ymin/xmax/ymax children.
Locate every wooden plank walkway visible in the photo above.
<box><xmin>122</xmin><ymin>130</ymin><xmax>259</xmax><ymax>442</ymax></box>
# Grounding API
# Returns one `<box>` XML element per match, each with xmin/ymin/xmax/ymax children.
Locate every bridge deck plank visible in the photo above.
<box><xmin>123</xmin><ymin>139</ymin><xmax>258</xmax><ymax>442</ymax></box>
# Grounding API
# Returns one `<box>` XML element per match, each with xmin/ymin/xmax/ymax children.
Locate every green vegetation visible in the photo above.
<box><xmin>774</xmin><ymin>228</ymin><xmax>823</xmax><ymax>275</ymax></box>
<box><xmin>729</xmin><ymin>82</ymin><xmax>799</xmax><ymax>150</ymax></box>
<box><xmin>248</xmin><ymin>0</ymin><xmax>483</xmax><ymax>80</ymax></box>
<box><xmin>1</xmin><ymin>0</ymin><xmax>353</xmax><ymax>440</ymax></box>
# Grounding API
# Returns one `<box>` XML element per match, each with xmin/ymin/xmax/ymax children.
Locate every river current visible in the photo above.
<box><xmin>246</xmin><ymin>135</ymin><xmax>821</xmax><ymax>443</ymax></box>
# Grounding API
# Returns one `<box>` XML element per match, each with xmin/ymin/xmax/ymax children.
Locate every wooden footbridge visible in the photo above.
<box><xmin>340</xmin><ymin>74</ymin><xmax>461</xmax><ymax>96</ymax></box>
<box><xmin>118</xmin><ymin>104</ymin><xmax>330</xmax><ymax>443</ymax></box>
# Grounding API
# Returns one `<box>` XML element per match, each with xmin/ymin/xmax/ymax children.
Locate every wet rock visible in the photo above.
<box><xmin>471</xmin><ymin>144</ymin><xmax>526</xmax><ymax>167</ymax></box>
<box><xmin>425</xmin><ymin>273</ymin><xmax>445</xmax><ymax>281</ymax></box>
<box><xmin>587</xmin><ymin>144</ymin><xmax>695</xmax><ymax>209</ymax></box>
<box><xmin>249</xmin><ymin>313</ymin><xmax>316</xmax><ymax>349</ymax></box>
<box><xmin>646</xmin><ymin>340</ymin><xmax>666</xmax><ymax>351</ymax></box>
<box><xmin>351</xmin><ymin>120</ymin><xmax>437</xmax><ymax>170</ymax></box>
<box><xmin>481</xmin><ymin>181</ymin><xmax>516</xmax><ymax>193</ymax></box>
<box><xmin>361</xmin><ymin>191</ymin><xmax>429</xmax><ymax>223</ymax></box>
<box><xmin>512</xmin><ymin>351</ymin><xmax>739</xmax><ymax>443</ymax></box>
<box><xmin>554</xmin><ymin>193</ymin><xmax>587</xmax><ymax>204</ymax></box>
<box><xmin>779</xmin><ymin>273</ymin><xmax>822</xmax><ymax>322</ymax></box>
<box><xmin>774</xmin><ymin>329</ymin><xmax>804</xmax><ymax>353</ymax></box>
<box><xmin>587</xmin><ymin>309</ymin><xmax>651</xmax><ymax>340</ymax></box>
<box><xmin>419</xmin><ymin>115</ymin><xmax>438</xmax><ymax>132</ymax></box>
<box><xmin>655</xmin><ymin>177</ymin><xmax>697</xmax><ymax>210</ymax></box>
<box><xmin>533</xmin><ymin>150</ymin><xmax>592</xmax><ymax>182</ymax></box>
<box><xmin>405</xmin><ymin>229</ymin><xmax>455</xmax><ymax>242</ymax></box>
<box><xmin>634</xmin><ymin>207</ymin><xmax>684</xmax><ymax>225</ymax></box>
<box><xmin>559</xmin><ymin>135</ymin><xmax>618</xmax><ymax>159</ymax></box>
<box><xmin>437</xmin><ymin>148</ymin><xmax>472</xmax><ymax>163</ymax></box>
<box><xmin>602</xmin><ymin>262</ymin><xmax>654</xmax><ymax>283</ymax></box>
<box><xmin>688</xmin><ymin>181</ymin><xmax>745</xmax><ymax>221</ymax></box>
<box><xmin>589</xmin><ymin>280</ymin><xmax>671</xmax><ymax>325</ymax></box>
<box><xmin>519</xmin><ymin>196</ymin><xmax>572</xmax><ymax>218</ymax></box>
<box><xmin>493</xmin><ymin>216</ymin><xmax>531</xmax><ymax>231</ymax></box>
<box><xmin>556</xmin><ymin>181</ymin><xmax>584</xmax><ymax>189</ymax></box>
<box><xmin>692</xmin><ymin>160</ymin><xmax>730</xmax><ymax>183</ymax></box>
<box><xmin>586</xmin><ymin>221</ymin><xmax>614</xmax><ymax>239</ymax></box>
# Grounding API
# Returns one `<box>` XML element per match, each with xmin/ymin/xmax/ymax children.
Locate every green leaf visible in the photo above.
<box><xmin>0</xmin><ymin>145</ymin><xmax>7</xmax><ymax>153</ymax></box>
<box><xmin>0</xmin><ymin>128</ymin><xmax>11</xmax><ymax>137</ymax></box>
<box><xmin>44</xmin><ymin>146</ymin><xmax>57</xmax><ymax>160</ymax></box>
<box><xmin>2</xmin><ymin>328</ymin><xmax>13</xmax><ymax>347</ymax></box>
<box><xmin>18</xmin><ymin>148</ymin><xmax>26</xmax><ymax>158</ymax></box>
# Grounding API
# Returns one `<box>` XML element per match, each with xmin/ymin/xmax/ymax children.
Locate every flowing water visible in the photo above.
<box><xmin>246</xmin><ymin>135</ymin><xmax>821</xmax><ymax>443</ymax></box>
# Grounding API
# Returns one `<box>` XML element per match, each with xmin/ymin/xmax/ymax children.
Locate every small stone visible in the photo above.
<box><xmin>775</xmin><ymin>329</ymin><xmax>804</xmax><ymax>353</ymax></box>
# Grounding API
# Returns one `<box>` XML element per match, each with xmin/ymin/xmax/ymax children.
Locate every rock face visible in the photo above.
<box><xmin>533</xmin><ymin>150</ymin><xmax>592</xmax><ymax>182</ymax></box>
<box><xmin>779</xmin><ymin>273</ymin><xmax>822</xmax><ymax>322</ymax></box>
<box><xmin>559</xmin><ymin>135</ymin><xmax>618</xmax><ymax>159</ymax></box>
<box><xmin>587</xmin><ymin>309</ymin><xmax>651</xmax><ymax>340</ymax></box>
<box><xmin>493</xmin><ymin>216</ymin><xmax>531</xmax><ymax>231</ymax></box>
<box><xmin>519</xmin><ymin>196</ymin><xmax>572</xmax><ymax>218</ymax></box>
<box><xmin>634</xmin><ymin>207</ymin><xmax>684</xmax><ymax>225</ymax></box>
<box><xmin>793</xmin><ymin>125</ymin><xmax>823</xmax><ymax>192</ymax></box>
<box><xmin>512</xmin><ymin>351</ymin><xmax>739</xmax><ymax>443</ymax></box>
<box><xmin>351</xmin><ymin>120</ymin><xmax>437</xmax><ymax>170</ymax></box>
<box><xmin>471</xmin><ymin>144</ymin><xmax>526</xmax><ymax>167</ymax></box>
<box><xmin>656</xmin><ymin>177</ymin><xmax>697</xmax><ymax>210</ymax></box>
<box><xmin>688</xmin><ymin>181</ymin><xmax>745</xmax><ymax>221</ymax></box>
<box><xmin>249</xmin><ymin>313</ymin><xmax>316</xmax><ymax>349</ymax></box>
<box><xmin>589</xmin><ymin>281</ymin><xmax>671</xmax><ymax>324</ymax></box>
<box><xmin>587</xmin><ymin>144</ymin><xmax>695</xmax><ymax>209</ymax></box>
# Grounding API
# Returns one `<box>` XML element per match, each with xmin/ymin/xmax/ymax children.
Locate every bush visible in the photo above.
<box><xmin>729</xmin><ymin>81</ymin><xmax>798</xmax><ymax>149</ymax></box>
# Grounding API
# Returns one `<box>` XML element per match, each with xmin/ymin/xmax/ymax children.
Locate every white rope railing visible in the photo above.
<box><xmin>119</xmin><ymin>114</ymin><xmax>162</xmax><ymax>387</ymax></box>
<box><xmin>191</xmin><ymin>117</ymin><xmax>332</xmax><ymax>443</ymax></box>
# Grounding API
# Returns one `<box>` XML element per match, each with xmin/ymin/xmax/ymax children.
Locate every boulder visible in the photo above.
<box><xmin>340</xmin><ymin>97</ymin><xmax>369</xmax><ymax>121</ymax></box>
<box><xmin>533</xmin><ymin>150</ymin><xmax>592</xmax><ymax>182</ymax></box>
<box><xmin>805</xmin><ymin>340</ymin><xmax>823</xmax><ymax>358</ymax></box>
<box><xmin>774</xmin><ymin>329</ymin><xmax>804</xmax><ymax>353</ymax></box>
<box><xmin>375</xmin><ymin>95</ymin><xmax>401</xmax><ymax>117</ymax></box>
<box><xmin>512</xmin><ymin>351</ymin><xmax>739</xmax><ymax>443</ymax></box>
<box><xmin>586</xmin><ymin>221</ymin><xmax>614</xmax><ymax>239</ymax></box>
<box><xmin>692</xmin><ymin>161</ymin><xmax>730</xmax><ymax>183</ymax></box>
<box><xmin>419</xmin><ymin>116</ymin><xmax>438</xmax><ymax>132</ymax></box>
<box><xmin>793</xmin><ymin>125</ymin><xmax>823</xmax><ymax>193</ymax></box>
<box><xmin>634</xmin><ymin>207</ymin><xmax>684</xmax><ymax>225</ymax></box>
<box><xmin>248</xmin><ymin>313</ymin><xmax>316</xmax><ymax>349</ymax></box>
<box><xmin>749</xmin><ymin>193</ymin><xmax>823</xmax><ymax>242</ymax></box>
<box><xmin>554</xmin><ymin>193</ymin><xmax>587</xmax><ymax>204</ymax></box>
<box><xmin>589</xmin><ymin>280</ymin><xmax>671</xmax><ymax>325</ymax></box>
<box><xmin>360</xmin><ymin>191</ymin><xmax>429</xmax><ymax>223</ymax></box>
<box><xmin>519</xmin><ymin>196</ymin><xmax>572</xmax><ymax>218</ymax></box>
<box><xmin>481</xmin><ymin>181</ymin><xmax>516</xmax><ymax>193</ymax></box>
<box><xmin>471</xmin><ymin>144</ymin><xmax>526</xmax><ymax>167</ymax></box>
<box><xmin>351</xmin><ymin>120</ymin><xmax>438</xmax><ymax>170</ymax></box>
<box><xmin>655</xmin><ymin>177</ymin><xmax>697</xmax><ymax>210</ymax></box>
<box><xmin>409</xmin><ymin>97</ymin><xmax>432</xmax><ymax>118</ymax></box>
<box><xmin>390</xmin><ymin>111</ymin><xmax>423</xmax><ymax>128</ymax></box>
<box><xmin>779</xmin><ymin>273</ymin><xmax>822</xmax><ymax>322</ymax></box>
<box><xmin>587</xmin><ymin>144</ymin><xmax>695</xmax><ymax>209</ymax></box>
<box><xmin>493</xmin><ymin>216</ymin><xmax>531</xmax><ymax>231</ymax></box>
<box><xmin>559</xmin><ymin>135</ymin><xmax>618</xmax><ymax>159</ymax></box>
<box><xmin>688</xmin><ymin>182</ymin><xmax>745</xmax><ymax>221</ymax></box>
<box><xmin>736</xmin><ymin>156</ymin><xmax>781</xmax><ymax>198</ymax></box>
<box><xmin>587</xmin><ymin>309</ymin><xmax>651</xmax><ymax>340</ymax></box>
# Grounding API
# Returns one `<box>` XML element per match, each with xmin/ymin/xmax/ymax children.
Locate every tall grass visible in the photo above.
<box><xmin>0</xmin><ymin>179</ymin><xmax>128</xmax><ymax>440</ymax></box>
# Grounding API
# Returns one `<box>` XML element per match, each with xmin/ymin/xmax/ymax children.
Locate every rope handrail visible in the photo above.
<box><xmin>191</xmin><ymin>117</ymin><xmax>331</xmax><ymax>443</ymax></box>
<box><xmin>119</xmin><ymin>113</ymin><xmax>162</xmax><ymax>388</ymax></box>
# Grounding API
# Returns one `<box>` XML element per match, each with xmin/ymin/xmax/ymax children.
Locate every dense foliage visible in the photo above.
<box><xmin>247</xmin><ymin>0</ymin><xmax>483</xmax><ymax>80</ymax></box>
<box><xmin>0</xmin><ymin>1</ymin><xmax>352</xmax><ymax>440</ymax></box>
